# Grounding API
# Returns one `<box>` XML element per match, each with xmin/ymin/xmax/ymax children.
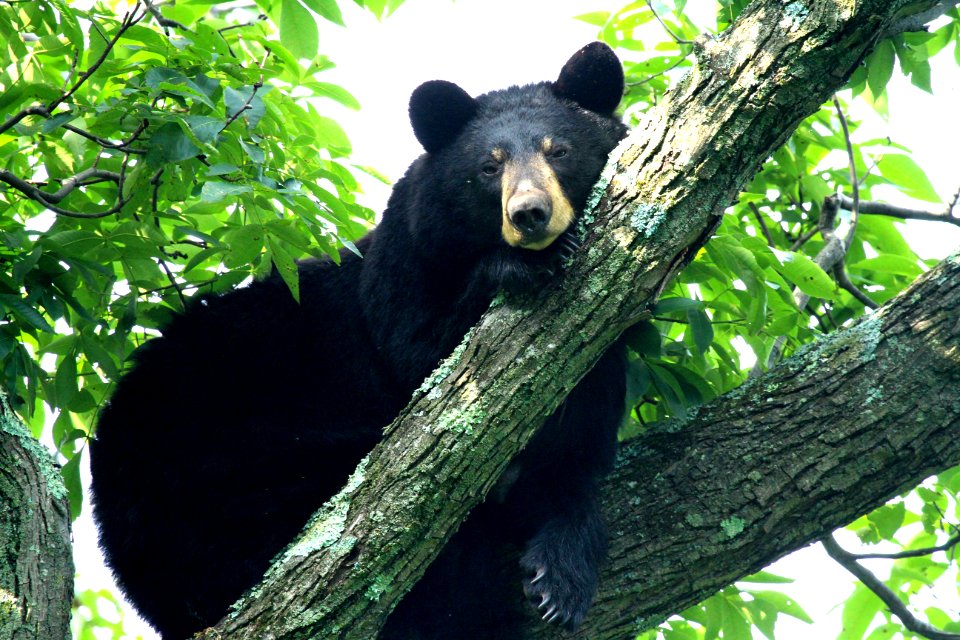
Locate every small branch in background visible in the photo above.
<box><xmin>0</xmin><ymin>168</ymin><xmax>120</xmax><ymax>204</ymax></box>
<box><xmin>849</xmin><ymin>533</ymin><xmax>960</xmax><ymax>561</ymax></box>
<box><xmin>821</xmin><ymin>535</ymin><xmax>960</xmax><ymax>640</ymax></box>
<box><xmin>789</xmin><ymin>226</ymin><xmax>819</xmax><ymax>252</ymax></box>
<box><xmin>884</xmin><ymin>0</ymin><xmax>956</xmax><ymax>38</ymax></box>
<box><xmin>141</xmin><ymin>0</ymin><xmax>188</xmax><ymax>31</ymax></box>
<box><xmin>838</xmin><ymin>191</ymin><xmax>960</xmax><ymax>227</ymax></box>
<box><xmin>834</xmin><ymin>265</ymin><xmax>879</xmax><ymax>309</ymax></box>
<box><xmin>833</xmin><ymin>96</ymin><xmax>859</xmax><ymax>251</ymax></box>
<box><xmin>645</xmin><ymin>0</ymin><xmax>694</xmax><ymax>45</ymax></box>
<box><xmin>220</xmin><ymin>49</ymin><xmax>269</xmax><ymax>132</ymax></box>
<box><xmin>626</xmin><ymin>55</ymin><xmax>691</xmax><ymax>88</ymax></box>
<box><xmin>748</xmin><ymin>201</ymin><xmax>775</xmax><ymax>247</ymax></box>
<box><xmin>62</xmin><ymin>120</ymin><xmax>149</xmax><ymax>154</ymax></box>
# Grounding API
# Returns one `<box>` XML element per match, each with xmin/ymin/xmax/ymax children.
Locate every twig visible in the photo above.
<box><xmin>822</xmin><ymin>534</ymin><xmax>960</xmax><ymax>640</ymax></box>
<box><xmin>141</xmin><ymin>0</ymin><xmax>188</xmax><ymax>31</ymax></box>
<box><xmin>0</xmin><ymin>168</ymin><xmax>120</xmax><ymax>203</ymax></box>
<box><xmin>748</xmin><ymin>202</ymin><xmax>775</xmax><ymax>247</ymax></box>
<box><xmin>220</xmin><ymin>49</ymin><xmax>269</xmax><ymax>132</ymax></box>
<box><xmin>883</xmin><ymin>0</ymin><xmax>955</xmax><ymax>38</ymax></box>
<box><xmin>645</xmin><ymin>0</ymin><xmax>694</xmax><ymax>45</ymax></box>
<box><xmin>833</xmin><ymin>96</ymin><xmax>859</xmax><ymax>252</ymax></box>
<box><xmin>849</xmin><ymin>533</ymin><xmax>960</xmax><ymax>560</ymax></box>
<box><xmin>626</xmin><ymin>55</ymin><xmax>691</xmax><ymax>87</ymax></box>
<box><xmin>789</xmin><ymin>226</ymin><xmax>819</xmax><ymax>252</ymax></box>
<box><xmin>834</xmin><ymin>265</ymin><xmax>879</xmax><ymax>309</ymax></box>
<box><xmin>837</xmin><ymin>192</ymin><xmax>960</xmax><ymax>227</ymax></box>
<box><xmin>61</xmin><ymin>120</ymin><xmax>149</xmax><ymax>154</ymax></box>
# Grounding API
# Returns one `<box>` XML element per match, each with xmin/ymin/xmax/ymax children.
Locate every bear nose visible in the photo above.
<box><xmin>508</xmin><ymin>190</ymin><xmax>552</xmax><ymax>238</ymax></box>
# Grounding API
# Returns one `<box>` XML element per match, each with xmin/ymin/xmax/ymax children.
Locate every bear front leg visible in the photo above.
<box><xmin>514</xmin><ymin>342</ymin><xmax>625</xmax><ymax>630</ymax></box>
<box><xmin>519</xmin><ymin>486</ymin><xmax>607</xmax><ymax>630</ymax></box>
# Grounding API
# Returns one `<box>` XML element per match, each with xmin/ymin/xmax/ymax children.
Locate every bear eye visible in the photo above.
<box><xmin>549</xmin><ymin>146</ymin><xmax>569</xmax><ymax>160</ymax></box>
<box><xmin>481</xmin><ymin>161</ymin><xmax>501</xmax><ymax>176</ymax></box>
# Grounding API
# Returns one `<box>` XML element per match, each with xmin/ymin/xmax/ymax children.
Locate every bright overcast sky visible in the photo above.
<box><xmin>72</xmin><ymin>1</ymin><xmax>960</xmax><ymax>638</ymax></box>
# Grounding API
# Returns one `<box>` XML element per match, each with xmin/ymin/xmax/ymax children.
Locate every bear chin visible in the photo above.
<box><xmin>482</xmin><ymin>229</ymin><xmax>582</xmax><ymax>296</ymax></box>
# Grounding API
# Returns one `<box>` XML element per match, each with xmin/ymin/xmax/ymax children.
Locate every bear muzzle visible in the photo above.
<box><xmin>500</xmin><ymin>159</ymin><xmax>575</xmax><ymax>251</ymax></box>
<box><xmin>507</xmin><ymin>188</ymin><xmax>553</xmax><ymax>245</ymax></box>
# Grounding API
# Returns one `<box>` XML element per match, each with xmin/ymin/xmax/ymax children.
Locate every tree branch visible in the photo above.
<box><xmin>524</xmin><ymin>250</ymin><xmax>960</xmax><ymax>638</ymax></box>
<box><xmin>837</xmin><ymin>192</ymin><xmax>960</xmax><ymax>227</ymax></box>
<box><xmin>822</xmin><ymin>535</ymin><xmax>960</xmax><ymax>640</ymax></box>
<box><xmin>0</xmin><ymin>392</ymin><xmax>73</xmax><ymax>640</ymax></box>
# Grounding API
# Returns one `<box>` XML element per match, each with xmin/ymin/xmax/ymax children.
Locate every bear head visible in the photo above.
<box><xmin>405</xmin><ymin>42</ymin><xmax>628</xmax><ymax>294</ymax></box>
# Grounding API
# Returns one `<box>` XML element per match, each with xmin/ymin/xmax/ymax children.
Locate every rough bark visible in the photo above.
<box><xmin>0</xmin><ymin>392</ymin><xmax>74</xmax><ymax>640</ymax></box>
<box><xmin>209</xmin><ymin>1</ymin><xmax>952</xmax><ymax>638</ymax></box>
<box><xmin>526</xmin><ymin>252</ymin><xmax>960</xmax><ymax>639</ymax></box>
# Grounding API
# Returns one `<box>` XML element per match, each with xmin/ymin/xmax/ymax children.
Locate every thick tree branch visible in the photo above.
<box><xmin>0</xmin><ymin>392</ymin><xmax>73</xmax><ymax>640</ymax></box>
<box><xmin>203</xmin><ymin>1</ymin><xmax>954</xmax><ymax>638</ymax></box>
<box><xmin>526</xmin><ymin>250</ymin><xmax>960</xmax><ymax>638</ymax></box>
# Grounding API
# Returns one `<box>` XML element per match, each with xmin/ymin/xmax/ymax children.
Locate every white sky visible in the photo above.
<box><xmin>71</xmin><ymin>1</ymin><xmax>960</xmax><ymax>638</ymax></box>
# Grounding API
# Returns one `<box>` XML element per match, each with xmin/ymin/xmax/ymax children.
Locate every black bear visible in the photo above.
<box><xmin>90</xmin><ymin>42</ymin><xmax>628</xmax><ymax>639</ymax></box>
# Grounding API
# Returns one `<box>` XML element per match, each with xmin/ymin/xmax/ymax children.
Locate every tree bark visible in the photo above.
<box><xmin>210</xmin><ymin>1</ymin><xmax>953</xmax><ymax>638</ymax></box>
<box><xmin>0</xmin><ymin>392</ymin><xmax>74</xmax><ymax>640</ymax></box>
<box><xmin>526</xmin><ymin>252</ymin><xmax>960</xmax><ymax>639</ymax></box>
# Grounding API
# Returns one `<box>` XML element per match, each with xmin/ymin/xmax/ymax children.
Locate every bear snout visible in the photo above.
<box><xmin>507</xmin><ymin>189</ymin><xmax>553</xmax><ymax>240</ymax></box>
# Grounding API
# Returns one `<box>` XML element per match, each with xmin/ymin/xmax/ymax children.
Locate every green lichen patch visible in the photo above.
<box><xmin>720</xmin><ymin>516</ymin><xmax>746</xmax><ymax>538</ymax></box>
<box><xmin>282</xmin><ymin>455</ymin><xmax>370</xmax><ymax>559</ymax></box>
<box><xmin>628</xmin><ymin>203</ymin><xmax>669</xmax><ymax>238</ymax></box>
<box><xmin>416</xmin><ymin>328</ymin><xmax>476</xmax><ymax>396</ymax></box>
<box><xmin>437</xmin><ymin>402</ymin><xmax>486</xmax><ymax>436</ymax></box>
<box><xmin>364</xmin><ymin>574</ymin><xmax>392</xmax><ymax>602</ymax></box>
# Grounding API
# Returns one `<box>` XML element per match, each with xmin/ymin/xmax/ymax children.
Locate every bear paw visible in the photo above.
<box><xmin>520</xmin><ymin>547</ymin><xmax>597</xmax><ymax>630</ymax></box>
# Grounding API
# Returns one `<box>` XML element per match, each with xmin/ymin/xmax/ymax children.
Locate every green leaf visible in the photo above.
<box><xmin>747</xmin><ymin>590</ymin><xmax>813</xmax><ymax>623</ymax></box>
<box><xmin>200</xmin><ymin>181</ymin><xmax>253</xmax><ymax>203</ymax></box>
<box><xmin>738</xmin><ymin>571</ymin><xmax>794</xmax><ymax>584</ymax></box>
<box><xmin>773</xmin><ymin>249</ymin><xmax>838</xmax><ymax>300</ymax></box>
<box><xmin>625</xmin><ymin>321</ymin><xmax>661</xmax><ymax>358</ymax></box>
<box><xmin>280</xmin><ymin>0</ymin><xmax>319</xmax><ymax>59</ymax></box>
<box><xmin>301</xmin><ymin>0</ymin><xmax>345</xmax><ymax>25</ymax></box>
<box><xmin>849</xmin><ymin>255</ymin><xmax>922</xmax><ymax>278</ymax></box>
<box><xmin>655</xmin><ymin>297</ymin><xmax>703</xmax><ymax>314</ymax></box>
<box><xmin>55</xmin><ymin>354</ymin><xmax>78</xmax><ymax>409</ymax></box>
<box><xmin>268</xmin><ymin>237</ymin><xmax>300</xmax><ymax>302</ymax></box>
<box><xmin>574</xmin><ymin>11</ymin><xmax>611</xmax><ymax>27</ymax></box>
<box><xmin>61</xmin><ymin>453</ymin><xmax>83</xmax><ymax>519</ymax></box>
<box><xmin>720</xmin><ymin>597</ymin><xmax>752</xmax><ymax>640</ymax></box>
<box><xmin>687</xmin><ymin>307</ymin><xmax>713</xmax><ymax>355</ymax></box>
<box><xmin>866</xmin><ymin>39</ymin><xmax>895</xmax><ymax>98</ymax></box>
<box><xmin>0</xmin><ymin>294</ymin><xmax>55</xmax><ymax>333</ymax></box>
<box><xmin>838</xmin><ymin>583</ymin><xmax>882</xmax><ymax>640</ymax></box>
<box><xmin>223</xmin><ymin>225</ymin><xmax>265</xmax><ymax>267</ymax></box>
<box><xmin>877</xmin><ymin>154</ymin><xmax>941</xmax><ymax>203</ymax></box>
<box><xmin>147</xmin><ymin>122</ymin><xmax>202</xmax><ymax>164</ymax></box>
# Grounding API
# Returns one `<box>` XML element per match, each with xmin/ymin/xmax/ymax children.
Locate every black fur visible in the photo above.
<box><xmin>90</xmin><ymin>42</ymin><xmax>628</xmax><ymax>639</ymax></box>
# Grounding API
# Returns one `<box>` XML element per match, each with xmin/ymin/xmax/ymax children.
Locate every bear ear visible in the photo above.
<box><xmin>409</xmin><ymin>80</ymin><xmax>478</xmax><ymax>154</ymax></box>
<box><xmin>552</xmin><ymin>42</ymin><xmax>624</xmax><ymax>115</ymax></box>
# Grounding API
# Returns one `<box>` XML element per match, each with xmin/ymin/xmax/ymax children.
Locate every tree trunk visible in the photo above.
<box><xmin>209</xmin><ymin>1</ymin><xmax>954</xmax><ymax>638</ymax></box>
<box><xmin>525</xmin><ymin>251</ymin><xmax>960</xmax><ymax>639</ymax></box>
<box><xmin>0</xmin><ymin>393</ymin><xmax>74</xmax><ymax>640</ymax></box>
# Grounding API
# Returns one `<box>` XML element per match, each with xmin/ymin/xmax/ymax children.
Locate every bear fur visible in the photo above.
<box><xmin>90</xmin><ymin>42</ymin><xmax>628</xmax><ymax>639</ymax></box>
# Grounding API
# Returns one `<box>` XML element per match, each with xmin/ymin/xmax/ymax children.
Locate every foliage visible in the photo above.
<box><xmin>1</xmin><ymin>0</ymin><xmax>959</xmax><ymax>638</ymax></box>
